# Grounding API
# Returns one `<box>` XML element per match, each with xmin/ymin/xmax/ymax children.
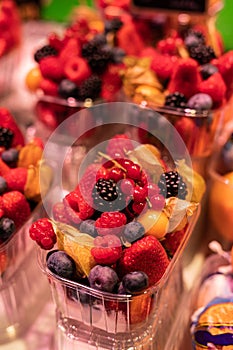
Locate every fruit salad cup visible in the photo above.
<box><xmin>0</xmin><ymin>108</ymin><xmax>53</xmax><ymax>343</ymax></box>
<box><xmin>30</xmin><ymin>102</ymin><xmax>204</xmax><ymax>349</ymax></box>
<box><xmin>208</xmin><ymin>120</ymin><xmax>233</xmax><ymax>243</ymax></box>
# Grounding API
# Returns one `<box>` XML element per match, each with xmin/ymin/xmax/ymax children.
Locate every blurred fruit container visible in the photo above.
<box><xmin>0</xmin><ymin>203</ymin><xmax>51</xmax><ymax>344</ymax></box>
<box><xmin>34</xmin><ymin>102</ymin><xmax>203</xmax><ymax>349</ymax></box>
<box><xmin>0</xmin><ymin>0</ymin><xmax>21</xmax><ymax>97</ymax></box>
<box><xmin>208</xmin><ymin>120</ymin><xmax>233</xmax><ymax>243</ymax></box>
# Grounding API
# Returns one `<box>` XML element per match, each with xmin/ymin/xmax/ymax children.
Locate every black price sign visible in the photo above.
<box><xmin>132</xmin><ymin>0</ymin><xmax>207</xmax><ymax>13</ymax></box>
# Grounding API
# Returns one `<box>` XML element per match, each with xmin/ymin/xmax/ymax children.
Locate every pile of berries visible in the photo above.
<box><xmin>29</xmin><ymin>133</ymin><xmax>200</xmax><ymax>320</ymax></box>
<box><xmin>0</xmin><ymin>108</ymin><xmax>52</xmax><ymax>274</ymax></box>
<box><xmin>26</xmin><ymin>16</ymin><xmax>125</xmax><ymax>104</ymax></box>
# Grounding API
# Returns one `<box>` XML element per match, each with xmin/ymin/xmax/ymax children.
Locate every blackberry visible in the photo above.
<box><xmin>92</xmin><ymin>178</ymin><xmax>124</xmax><ymax>212</ymax></box>
<box><xmin>164</xmin><ymin>92</ymin><xmax>187</xmax><ymax>109</ymax></box>
<box><xmin>184</xmin><ymin>30</ymin><xmax>205</xmax><ymax>48</ymax></box>
<box><xmin>104</xmin><ymin>18</ymin><xmax>123</xmax><ymax>34</ymax></box>
<box><xmin>34</xmin><ymin>45</ymin><xmax>58</xmax><ymax>63</ymax></box>
<box><xmin>78</xmin><ymin>75</ymin><xmax>102</xmax><ymax>101</ymax></box>
<box><xmin>82</xmin><ymin>39</ymin><xmax>113</xmax><ymax>73</ymax></box>
<box><xmin>158</xmin><ymin>171</ymin><xmax>187</xmax><ymax>199</ymax></box>
<box><xmin>188</xmin><ymin>44</ymin><xmax>216</xmax><ymax>65</ymax></box>
<box><xmin>0</xmin><ymin>127</ymin><xmax>14</xmax><ymax>149</ymax></box>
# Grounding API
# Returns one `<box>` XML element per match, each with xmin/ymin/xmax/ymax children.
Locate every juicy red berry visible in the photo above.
<box><xmin>29</xmin><ymin>218</ymin><xmax>56</xmax><ymax>250</ymax></box>
<box><xmin>115</xmin><ymin>158</ymin><xmax>134</xmax><ymax>169</ymax></box>
<box><xmin>138</xmin><ymin>170</ymin><xmax>150</xmax><ymax>186</ymax></box>
<box><xmin>150</xmin><ymin>194</ymin><xmax>165</xmax><ymax>211</ymax></box>
<box><xmin>91</xmin><ymin>234</ymin><xmax>122</xmax><ymax>265</ymax></box>
<box><xmin>120</xmin><ymin>178</ymin><xmax>135</xmax><ymax>195</ymax></box>
<box><xmin>126</xmin><ymin>163</ymin><xmax>141</xmax><ymax>181</ymax></box>
<box><xmin>52</xmin><ymin>202</ymin><xmax>70</xmax><ymax>224</ymax></box>
<box><xmin>95</xmin><ymin>211</ymin><xmax>127</xmax><ymax>236</ymax></box>
<box><xmin>146</xmin><ymin>183</ymin><xmax>160</xmax><ymax>197</ymax></box>
<box><xmin>133</xmin><ymin>186</ymin><xmax>148</xmax><ymax>203</ymax></box>
<box><xmin>107</xmin><ymin>167</ymin><xmax>125</xmax><ymax>182</ymax></box>
<box><xmin>132</xmin><ymin>201</ymin><xmax>147</xmax><ymax>215</ymax></box>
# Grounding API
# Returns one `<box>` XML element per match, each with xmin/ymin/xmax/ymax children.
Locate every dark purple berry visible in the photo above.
<box><xmin>34</xmin><ymin>45</ymin><xmax>58</xmax><ymax>63</ymax></box>
<box><xmin>187</xmin><ymin>93</ymin><xmax>213</xmax><ymax>111</ymax></box>
<box><xmin>0</xmin><ymin>176</ymin><xmax>7</xmax><ymax>194</ymax></box>
<box><xmin>79</xmin><ymin>219</ymin><xmax>98</xmax><ymax>238</ymax></box>
<box><xmin>47</xmin><ymin>250</ymin><xmax>76</xmax><ymax>279</ymax></box>
<box><xmin>123</xmin><ymin>221</ymin><xmax>145</xmax><ymax>243</ymax></box>
<box><xmin>0</xmin><ymin>127</ymin><xmax>14</xmax><ymax>149</ymax></box>
<box><xmin>88</xmin><ymin>265</ymin><xmax>119</xmax><ymax>292</ymax></box>
<box><xmin>200</xmin><ymin>63</ymin><xmax>218</xmax><ymax>80</ymax></box>
<box><xmin>122</xmin><ymin>271</ymin><xmax>149</xmax><ymax>294</ymax></box>
<box><xmin>0</xmin><ymin>217</ymin><xmax>15</xmax><ymax>242</ymax></box>
<box><xmin>58</xmin><ymin>79</ymin><xmax>79</xmax><ymax>99</ymax></box>
<box><xmin>1</xmin><ymin>148</ymin><xmax>19</xmax><ymax>167</ymax></box>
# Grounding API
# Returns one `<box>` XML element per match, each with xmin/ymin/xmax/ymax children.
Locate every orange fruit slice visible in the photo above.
<box><xmin>137</xmin><ymin>209</ymin><xmax>169</xmax><ymax>239</ymax></box>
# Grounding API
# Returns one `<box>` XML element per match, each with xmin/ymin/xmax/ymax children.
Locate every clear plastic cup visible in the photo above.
<box><xmin>208</xmin><ymin>120</ymin><xmax>233</xmax><ymax>243</ymax></box>
<box><xmin>0</xmin><ymin>203</ymin><xmax>51</xmax><ymax>344</ymax></box>
<box><xmin>36</xmin><ymin>102</ymin><xmax>202</xmax><ymax>350</ymax></box>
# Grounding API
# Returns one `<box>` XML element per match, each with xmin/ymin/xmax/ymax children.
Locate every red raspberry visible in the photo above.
<box><xmin>64</xmin><ymin>56</ymin><xmax>91</xmax><ymax>85</ymax></box>
<box><xmin>78</xmin><ymin>163</ymin><xmax>101</xmax><ymax>201</ymax></box>
<box><xmin>39</xmin><ymin>78</ymin><xmax>58</xmax><ymax>96</ymax></box>
<box><xmin>39</xmin><ymin>56</ymin><xmax>64</xmax><ymax>82</ymax></box>
<box><xmin>29</xmin><ymin>218</ymin><xmax>56</xmax><ymax>250</ymax></box>
<box><xmin>106</xmin><ymin>134</ymin><xmax>134</xmax><ymax>158</ymax></box>
<box><xmin>63</xmin><ymin>187</ymin><xmax>95</xmax><ymax>225</ymax></box>
<box><xmin>4</xmin><ymin>167</ymin><xmax>28</xmax><ymax>192</ymax></box>
<box><xmin>52</xmin><ymin>202</ymin><xmax>70</xmax><ymax>224</ymax></box>
<box><xmin>2</xmin><ymin>191</ymin><xmax>31</xmax><ymax>228</ymax></box>
<box><xmin>95</xmin><ymin>212</ymin><xmax>127</xmax><ymax>236</ymax></box>
<box><xmin>91</xmin><ymin>234</ymin><xmax>122</xmax><ymax>265</ymax></box>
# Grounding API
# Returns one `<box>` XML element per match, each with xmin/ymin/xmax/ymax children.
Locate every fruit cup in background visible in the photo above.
<box><xmin>0</xmin><ymin>0</ymin><xmax>21</xmax><ymax>97</ymax></box>
<box><xmin>208</xmin><ymin>121</ymin><xmax>233</xmax><ymax>244</ymax></box>
<box><xmin>0</xmin><ymin>108</ymin><xmax>53</xmax><ymax>343</ymax></box>
<box><xmin>30</xmin><ymin>102</ymin><xmax>204</xmax><ymax>349</ymax></box>
<box><xmin>25</xmin><ymin>6</ymin><xmax>124</xmax><ymax>136</ymax></box>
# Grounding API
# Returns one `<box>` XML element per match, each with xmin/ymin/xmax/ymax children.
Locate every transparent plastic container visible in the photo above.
<box><xmin>0</xmin><ymin>203</ymin><xmax>51</xmax><ymax>344</ymax></box>
<box><xmin>139</xmin><ymin>103</ymin><xmax>226</xmax><ymax>178</ymax></box>
<box><xmin>36</xmin><ymin>102</ymin><xmax>202</xmax><ymax>350</ymax></box>
<box><xmin>208</xmin><ymin>120</ymin><xmax>233</xmax><ymax>243</ymax></box>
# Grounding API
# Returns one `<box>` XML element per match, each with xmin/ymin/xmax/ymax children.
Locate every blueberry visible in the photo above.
<box><xmin>123</xmin><ymin>222</ymin><xmax>145</xmax><ymax>243</ymax></box>
<box><xmin>117</xmin><ymin>282</ymin><xmax>128</xmax><ymax>295</ymax></box>
<box><xmin>58</xmin><ymin>79</ymin><xmax>79</xmax><ymax>99</ymax></box>
<box><xmin>0</xmin><ymin>217</ymin><xmax>15</xmax><ymax>242</ymax></box>
<box><xmin>187</xmin><ymin>93</ymin><xmax>213</xmax><ymax>111</ymax></box>
<box><xmin>122</xmin><ymin>271</ymin><xmax>149</xmax><ymax>294</ymax></box>
<box><xmin>79</xmin><ymin>219</ymin><xmax>98</xmax><ymax>237</ymax></box>
<box><xmin>184</xmin><ymin>34</ymin><xmax>202</xmax><ymax>48</ymax></box>
<box><xmin>200</xmin><ymin>63</ymin><xmax>218</xmax><ymax>80</ymax></box>
<box><xmin>88</xmin><ymin>265</ymin><xmax>119</xmax><ymax>293</ymax></box>
<box><xmin>0</xmin><ymin>176</ymin><xmax>7</xmax><ymax>194</ymax></box>
<box><xmin>111</xmin><ymin>47</ymin><xmax>126</xmax><ymax>64</ymax></box>
<box><xmin>47</xmin><ymin>250</ymin><xmax>76</xmax><ymax>279</ymax></box>
<box><xmin>1</xmin><ymin>148</ymin><xmax>19</xmax><ymax>166</ymax></box>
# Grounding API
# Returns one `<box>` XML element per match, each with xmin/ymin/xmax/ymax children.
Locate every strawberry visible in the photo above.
<box><xmin>198</xmin><ymin>72</ymin><xmax>226</xmax><ymax>107</ymax></box>
<box><xmin>0</xmin><ymin>108</ymin><xmax>24</xmax><ymax>147</ymax></box>
<box><xmin>117</xmin><ymin>235</ymin><xmax>170</xmax><ymax>286</ymax></box>
<box><xmin>39</xmin><ymin>56</ymin><xmax>64</xmax><ymax>82</ymax></box>
<box><xmin>91</xmin><ymin>234</ymin><xmax>122</xmax><ymax>265</ymax></box>
<box><xmin>29</xmin><ymin>218</ymin><xmax>56</xmax><ymax>250</ymax></box>
<box><xmin>2</xmin><ymin>191</ymin><xmax>31</xmax><ymax>228</ymax></box>
<box><xmin>161</xmin><ymin>228</ymin><xmax>186</xmax><ymax>257</ymax></box>
<box><xmin>39</xmin><ymin>78</ymin><xmax>58</xmax><ymax>96</ymax></box>
<box><xmin>212</xmin><ymin>51</ymin><xmax>233</xmax><ymax>100</ymax></box>
<box><xmin>151</xmin><ymin>53</ymin><xmax>179</xmax><ymax>81</ymax></box>
<box><xmin>58</xmin><ymin>38</ymin><xmax>81</xmax><ymax>66</ymax></box>
<box><xmin>0</xmin><ymin>158</ymin><xmax>10</xmax><ymax>176</ymax></box>
<box><xmin>116</xmin><ymin>20</ymin><xmax>145</xmax><ymax>56</ymax></box>
<box><xmin>168</xmin><ymin>58</ymin><xmax>202</xmax><ymax>99</ymax></box>
<box><xmin>95</xmin><ymin>212</ymin><xmax>127</xmax><ymax>236</ymax></box>
<box><xmin>101</xmin><ymin>63</ymin><xmax>124</xmax><ymax>102</ymax></box>
<box><xmin>4</xmin><ymin>167</ymin><xmax>28</xmax><ymax>192</ymax></box>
